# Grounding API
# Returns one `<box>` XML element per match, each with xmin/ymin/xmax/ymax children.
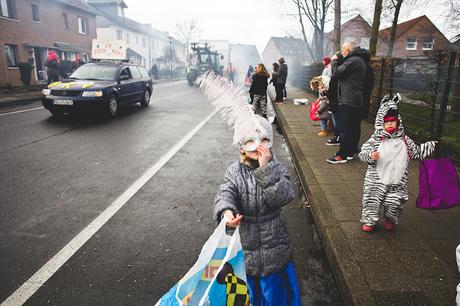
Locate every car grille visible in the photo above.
<box><xmin>51</xmin><ymin>90</ymin><xmax>81</xmax><ymax>97</ymax></box>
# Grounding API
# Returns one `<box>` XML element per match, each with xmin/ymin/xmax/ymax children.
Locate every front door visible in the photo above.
<box><xmin>33</xmin><ymin>48</ymin><xmax>43</xmax><ymax>81</ymax></box>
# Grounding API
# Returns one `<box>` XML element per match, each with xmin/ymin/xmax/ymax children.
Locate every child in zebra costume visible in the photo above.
<box><xmin>359</xmin><ymin>94</ymin><xmax>437</xmax><ymax>232</ymax></box>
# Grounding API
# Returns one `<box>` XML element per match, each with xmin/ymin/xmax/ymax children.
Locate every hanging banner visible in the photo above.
<box><xmin>91</xmin><ymin>39</ymin><xmax>127</xmax><ymax>60</ymax></box>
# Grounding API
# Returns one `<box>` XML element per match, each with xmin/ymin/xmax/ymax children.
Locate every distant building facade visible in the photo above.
<box><xmin>377</xmin><ymin>15</ymin><xmax>450</xmax><ymax>58</ymax></box>
<box><xmin>324</xmin><ymin>14</ymin><xmax>372</xmax><ymax>56</ymax></box>
<box><xmin>262</xmin><ymin>36</ymin><xmax>312</xmax><ymax>68</ymax></box>
<box><xmin>0</xmin><ymin>0</ymin><xmax>97</xmax><ymax>86</ymax></box>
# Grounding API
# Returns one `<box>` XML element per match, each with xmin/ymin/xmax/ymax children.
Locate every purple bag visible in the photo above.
<box><xmin>417</xmin><ymin>158</ymin><xmax>460</xmax><ymax>209</ymax></box>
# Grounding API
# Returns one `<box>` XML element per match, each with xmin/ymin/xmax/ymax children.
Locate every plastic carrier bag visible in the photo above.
<box><xmin>155</xmin><ymin>218</ymin><xmax>248</xmax><ymax>306</ymax></box>
<box><xmin>309</xmin><ymin>98</ymin><xmax>321</xmax><ymax>121</ymax></box>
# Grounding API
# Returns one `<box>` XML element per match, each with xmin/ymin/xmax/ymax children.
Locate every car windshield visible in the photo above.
<box><xmin>69</xmin><ymin>65</ymin><xmax>117</xmax><ymax>81</ymax></box>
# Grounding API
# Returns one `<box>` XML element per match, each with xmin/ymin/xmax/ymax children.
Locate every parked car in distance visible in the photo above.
<box><xmin>41</xmin><ymin>60</ymin><xmax>152</xmax><ymax>117</ymax></box>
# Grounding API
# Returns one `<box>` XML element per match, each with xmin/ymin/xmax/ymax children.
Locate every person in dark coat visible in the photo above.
<box><xmin>275</xmin><ymin>58</ymin><xmax>288</xmax><ymax>103</ymax></box>
<box><xmin>45</xmin><ymin>50</ymin><xmax>60</xmax><ymax>85</ymax></box>
<box><xmin>327</xmin><ymin>41</ymin><xmax>372</xmax><ymax>164</ymax></box>
<box><xmin>249</xmin><ymin>64</ymin><xmax>270</xmax><ymax>118</ymax></box>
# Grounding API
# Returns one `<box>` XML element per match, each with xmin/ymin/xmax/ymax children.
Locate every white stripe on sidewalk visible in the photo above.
<box><xmin>0</xmin><ymin>109</ymin><xmax>217</xmax><ymax>306</ymax></box>
<box><xmin>0</xmin><ymin>107</ymin><xmax>44</xmax><ymax>117</ymax></box>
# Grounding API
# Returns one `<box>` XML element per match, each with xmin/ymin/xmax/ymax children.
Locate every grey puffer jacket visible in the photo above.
<box><xmin>213</xmin><ymin>157</ymin><xmax>295</xmax><ymax>277</ymax></box>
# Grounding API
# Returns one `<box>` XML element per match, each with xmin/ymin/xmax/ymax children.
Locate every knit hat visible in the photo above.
<box><xmin>383</xmin><ymin>109</ymin><xmax>400</xmax><ymax>124</ymax></box>
<box><xmin>323</xmin><ymin>56</ymin><xmax>331</xmax><ymax>66</ymax></box>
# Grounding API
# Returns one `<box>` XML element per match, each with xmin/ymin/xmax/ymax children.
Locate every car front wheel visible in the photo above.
<box><xmin>107</xmin><ymin>95</ymin><xmax>118</xmax><ymax>117</ymax></box>
<box><xmin>140</xmin><ymin>89</ymin><xmax>150</xmax><ymax>107</ymax></box>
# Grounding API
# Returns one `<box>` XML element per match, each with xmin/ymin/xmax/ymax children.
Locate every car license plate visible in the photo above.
<box><xmin>54</xmin><ymin>99</ymin><xmax>73</xmax><ymax>105</ymax></box>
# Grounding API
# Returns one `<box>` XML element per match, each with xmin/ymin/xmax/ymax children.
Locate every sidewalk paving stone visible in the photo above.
<box><xmin>269</xmin><ymin>86</ymin><xmax>460</xmax><ymax>305</ymax></box>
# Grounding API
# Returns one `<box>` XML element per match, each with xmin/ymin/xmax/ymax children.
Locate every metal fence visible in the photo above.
<box><xmin>290</xmin><ymin>50</ymin><xmax>460</xmax><ymax>163</ymax></box>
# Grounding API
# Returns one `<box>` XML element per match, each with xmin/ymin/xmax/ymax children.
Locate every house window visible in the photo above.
<box><xmin>142</xmin><ymin>37</ymin><xmax>146</xmax><ymax>48</ymax></box>
<box><xmin>135</xmin><ymin>35</ymin><xmax>138</xmax><ymax>45</ymax></box>
<box><xmin>125</xmin><ymin>33</ymin><xmax>130</xmax><ymax>44</ymax></box>
<box><xmin>62</xmin><ymin>13</ymin><xmax>68</xmax><ymax>30</ymax></box>
<box><xmin>116</xmin><ymin>29</ymin><xmax>123</xmax><ymax>40</ymax></box>
<box><xmin>406</xmin><ymin>37</ymin><xmax>417</xmax><ymax>50</ymax></box>
<box><xmin>422</xmin><ymin>37</ymin><xmax>434</xmax><ymax>50</ymax></box>
<box><xmin>0</xmin><ymin>0</ymin><xmax>14</xmax><ymax>18</ymax></box>
<box><xmin>31</xmin><ymin>4</ymin><xmax>39</xmax><ymax>21</ymax></box>
<box><xmin>4</xmin><ymin>44</ymin><xmax>18</xmax><ymax>67</ymax></box>
<box><xmin>117</xmin><ymin>5</ymin><xmax>123</xmax><ymax>17</ymax></box>
<box><xmin>78</xmin><ymin>17</ymin><xmax>88</xmax><ymax>34</ymax></box>
<box><xmin>81</xmin><ymin>53</ymin><xmax>89</xmax><ymax>63</ymax></box>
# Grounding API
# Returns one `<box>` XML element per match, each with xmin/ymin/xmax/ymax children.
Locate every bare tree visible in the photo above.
<box><xmin>443</xmin><ymin>0</ymin><xmax>460</xmax><ymax>33</ymax></box>
<box><xmin>174</xmin><ymin>19</ymin><xmax>202</xmax><ymax>64</ymax></box>
<box><xmin>369</xmin><ymin>0</ymin><xmax>383</xmax><ymax>57</ymax></box>
<box><xmin>291</xmin><ymin>0</ymin><xmax>334</xmax><ymax>62</ymax></box>
<box><xmin>333</xmin><ymin>0</ymin><xmax>341</xmax><ymax>52</ymax></box>
<box><xmin>386</xmin><ymin>0</ymin><xmax>404</xmax><ymax>57</ymax></box>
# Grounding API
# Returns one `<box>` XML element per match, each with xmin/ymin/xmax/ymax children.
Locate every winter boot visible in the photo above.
<box><xmin>362</xmin><ymin>224</ymin><xmax>375</xmax><ymax>233</ymax></box>
<box><xmin>384</xmin><ymin>218</ymin><xmax>395</xmax><ymax>231</ymax></box>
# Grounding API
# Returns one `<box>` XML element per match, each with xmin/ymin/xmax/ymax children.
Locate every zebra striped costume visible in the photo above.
<box><xmin>359</xmin><ymin>94</ymin><xmax>436</xmax><ymax>226</ymax></box>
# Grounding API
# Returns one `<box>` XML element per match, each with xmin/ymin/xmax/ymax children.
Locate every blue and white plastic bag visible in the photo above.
<box><xmin>156</xmin><ymin>218</ymin><xmax>248</xmax><ymax>306</ymax></box>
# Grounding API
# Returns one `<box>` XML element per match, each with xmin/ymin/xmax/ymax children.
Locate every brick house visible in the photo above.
<box><xmin>0</xmin><ymin>0</ymin><xmax>98</xmax><ymax>87</ymax></box>
<box><xmin>377</xmin><ymin>15</ymin><xmax>450</xmax><ymax>58</ymax></box>
<box><xmin>324</xmin><ymin>14</ymin><xmax>372</xmax><ymax>57</ymax></box>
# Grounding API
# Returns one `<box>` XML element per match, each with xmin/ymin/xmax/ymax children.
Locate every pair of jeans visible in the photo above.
<box><xmin>336</xmin><ymin>104</ymin><xmax>361</xmax><ymax>158</ymax></box>
<box><xmin>331</xmin><ymin>111</ymin><xmax>341</xmax><ymax>137</ymax></box>
<box><xmin>275</xmin><ymin>84</ymin><xmax>284</xmax><ymax>102</ymax></box>
<box><xmin>320</xmin><ymin>119</ymin><xmax>328</xmax><ymax>130</ymax></box>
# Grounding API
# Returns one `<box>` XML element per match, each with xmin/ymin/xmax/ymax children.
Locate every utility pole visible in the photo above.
<box><xmin>168</xmin><ymin>36</ymin><xmax>173</xmax><ymax>79</ymax></box>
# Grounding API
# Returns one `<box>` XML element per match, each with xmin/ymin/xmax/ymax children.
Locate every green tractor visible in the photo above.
<box><xmin>186</xmin><ymin>43</ymin><xmax>223</xmax><ymax>86</ymax></box>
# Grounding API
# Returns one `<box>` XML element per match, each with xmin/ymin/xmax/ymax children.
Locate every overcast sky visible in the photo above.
<box><xmin>124</xmin><ymin>0</ymin><xmax>454</xmax><ymax>54</ymax></box>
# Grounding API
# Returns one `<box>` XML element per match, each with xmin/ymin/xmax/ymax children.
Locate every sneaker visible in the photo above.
<box><xmin>283</xmin><ymin>97</ymin><xmax>287</xmax><ymax>101</ymax></box>
<box><xmin>326</xmin><ymin>137</ymin><xmax>340</xmax><ymax>146</ymax></box>
<box><xmin>384</xmin><ymin>218</ymin><xmax>395</xmax><ymax>231</ymax></box>
<box><xmin>347</xmin><ymin>156</ymin><xmax>354</xmax><ymax>161</ymax></box>
<box><xmin>362</xmin><ymin>224</ymin><xmax>375</xmax><ymax>232</ymax></box>
<box><xmin>326</xmin><ymin>156</ymin><xmax>347</xmax><ymax>164</ymax></box>
<box><xmin>318</xmin><ymin>131</ymin><xmax>328</xmax><ymax>137</ymax></box>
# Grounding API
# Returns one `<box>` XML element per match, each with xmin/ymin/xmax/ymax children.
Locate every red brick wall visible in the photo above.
<box><xmin>377</xmin><ymin>18</ymin><xmax>450</xmax><ymax>58</ymax></box>
<box><xmin>324</xmin><ymin>17</ymin><xmax>371</xmax><ymax>56</ymax></box>
<box><xmin>0</xmin><ymin>0</ymin><xmax>96</xmax><ymax>87</ymax></box>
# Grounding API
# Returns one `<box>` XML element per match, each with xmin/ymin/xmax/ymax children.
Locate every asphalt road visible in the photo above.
<box><xmin>0</xmin><ymin>81</ymin><xmax>342</xmax><ymax>305</ymax></box>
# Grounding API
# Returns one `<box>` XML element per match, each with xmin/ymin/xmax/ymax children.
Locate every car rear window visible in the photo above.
<box><xmin>137</xmin><ymin>67</ymin><xmax>150</xmax><ymax>79</ymax></box>
<box><xmin>129</xmin><ymin>66</ymin><xmax>142</xmax><ymax>79</ymax></box>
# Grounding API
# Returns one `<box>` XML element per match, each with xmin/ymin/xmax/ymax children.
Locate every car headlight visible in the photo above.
<box><xmin>82</xmin><ymin>91</ymin><xmax>103</xmax><ymax>97</ymax></box>
<box><xmin>42</xmin><ymin>89</ymin><xmax>51</xmax><ymax>96</ymax></box>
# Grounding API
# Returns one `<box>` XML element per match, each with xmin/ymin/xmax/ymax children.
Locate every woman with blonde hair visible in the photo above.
<box><xmin>249</xmin><ymin>63</ymin><xmax>270</xmax><ymax>118</ymax></box>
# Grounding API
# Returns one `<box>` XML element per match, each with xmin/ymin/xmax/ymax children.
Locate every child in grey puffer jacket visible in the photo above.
<box><xmin>214</xmin><ymin>115</ymin><xmax>301</xmax><ymax>306</ymax></box>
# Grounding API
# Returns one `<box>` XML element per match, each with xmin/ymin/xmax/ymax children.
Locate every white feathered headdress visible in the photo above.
<box><xmin>196</xmin><ymin>72</ymin><xmax>273</xmax><ymax>149</ymax></box>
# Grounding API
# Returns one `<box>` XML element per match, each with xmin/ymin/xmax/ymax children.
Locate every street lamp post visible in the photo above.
<box><xmin>168</xmin><ymin>36</ymin><xmax>173</xmax><ymax>79</ymax></box>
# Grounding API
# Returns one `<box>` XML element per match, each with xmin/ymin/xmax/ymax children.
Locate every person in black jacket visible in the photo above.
<box><xmin>249</xmin><ymin>64</ymin><xmax>270</xmax><ymax>118</ymax></box>
<box><xmin>275</xmin><ymin>58</ymin><xmax>287</xmax><ymax>103</ymax></box>
<box><xmin>327</xmin><ymin>41</ymin><xmax>372</xmax><ymax>164</ymax></box>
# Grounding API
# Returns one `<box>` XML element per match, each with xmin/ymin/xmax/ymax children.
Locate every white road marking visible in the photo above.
<box><xmin>0</xmin><ymin>109</ymin><xmax>217</xmax><ymax>306</ymax></box>
<box><xmin>0</xmin><ymin>107</ymin><xmax>44</xmax><ymax>117</ymax></box>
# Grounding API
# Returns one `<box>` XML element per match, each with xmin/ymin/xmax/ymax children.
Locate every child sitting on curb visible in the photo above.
<box><xmin>359</xmin><ymin>94</ymin><xmax>436</xmax><ymax>232</ymax></box>
<box><xmin>310</xmin><ymin>76</ymin><xmax>331</xmax><ymax>137</ymax></box>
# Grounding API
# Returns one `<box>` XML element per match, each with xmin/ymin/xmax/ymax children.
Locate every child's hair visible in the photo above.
<box><xmin>310</xmin><ymin>76</ymin><xmax>326</xmax><ymax>91</ymax></box>
<box><xmin>255</xmin><ymin>63</ymin><xmax>270</xmax><ymax>78</ymax></box>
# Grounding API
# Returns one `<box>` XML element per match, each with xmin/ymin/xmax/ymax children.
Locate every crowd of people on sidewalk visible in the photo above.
<box><xmin>307</xmin><ymin>41</ymin><xmax>439</xmax><ymax>234</ymax></box>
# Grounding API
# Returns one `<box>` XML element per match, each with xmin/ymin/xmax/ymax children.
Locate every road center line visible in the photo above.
<box><xmin>0</xmin><ymin>109</ymin><xmax>217</xmax><ymax>306</ymax></box>
<box><xmin>0</xmin><ymin>107</ymin><xmax>44</xmax><ymax>117</ymax></box>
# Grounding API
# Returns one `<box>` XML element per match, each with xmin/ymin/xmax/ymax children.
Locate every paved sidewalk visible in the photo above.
<box><xmin>270</xmin><ymin>86</ymin><xmax>460</xmax><ymax>305</ymax></box>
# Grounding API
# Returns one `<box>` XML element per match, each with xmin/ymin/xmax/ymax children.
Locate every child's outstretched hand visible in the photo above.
<box><xmin>257</xmin><ymin>146</ymin><xmax>272</xmax><ymax>167</ymax></box>
<box><xmin>371</xmin><ymin>151</ymin><xmax>380</xmax><ymax>161</ymax></box>
<box><xmin>224</xmin><ymin>210</ymin><xmax>243</xmax><ymax>228</ymax></box>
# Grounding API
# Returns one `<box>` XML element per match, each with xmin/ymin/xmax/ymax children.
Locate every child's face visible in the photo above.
<box><xmin>384</xmin><ymin>120</ymin><xmax>398</xmax><ymax>131</ymax></box>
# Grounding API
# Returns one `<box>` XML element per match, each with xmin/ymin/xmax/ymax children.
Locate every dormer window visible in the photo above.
<box><xmin>406</xmin><ymin>37</ymin><xmax>417</xmax><ymax>50</ymax></box>
<box><xmin>117</xmin><ymin>5</ymin><xmax>124</xmax><ymax>17</ymax></box>
<box><xmin>422</xmin><ymin>37</ymin><xmax>434</xmax><ymax>50</ymax></box>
